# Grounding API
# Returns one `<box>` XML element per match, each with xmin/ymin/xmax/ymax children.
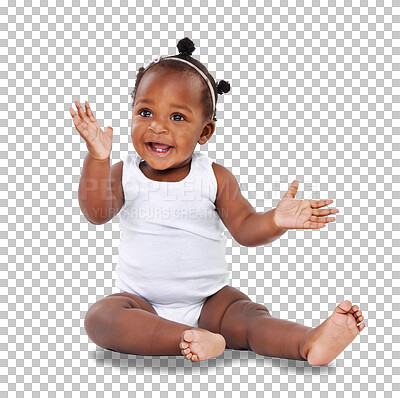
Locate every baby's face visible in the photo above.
<box><xmin>131</xmin><ymin>68</ymin><xmax>215</xmax><ymax>172</ymax></box>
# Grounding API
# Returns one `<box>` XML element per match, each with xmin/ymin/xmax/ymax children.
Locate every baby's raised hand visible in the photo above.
<box><xmin>69</xmin><ymin>101</ymin><xmax>113</xmax><ymax>160</ymax></box>
<box><xmin>273</xmin><ymin>180</ymin><xmax>339</xmax><ymax>230</ymax></box>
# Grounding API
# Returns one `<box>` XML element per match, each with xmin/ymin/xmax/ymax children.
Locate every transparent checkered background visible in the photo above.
<box><xmin>1</xmin><ymin>0</ymin><xmax>399</xmax><ymax>397</ymax></box>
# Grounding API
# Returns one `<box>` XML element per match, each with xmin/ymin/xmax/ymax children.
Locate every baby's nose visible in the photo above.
<box><xmin>149</xmin><ymin>120</ymin><xmax>168</xmax><ymax>134</ymax></box>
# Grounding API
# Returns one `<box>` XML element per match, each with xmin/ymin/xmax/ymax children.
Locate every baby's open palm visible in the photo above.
<box><xmin>273</xmin><ymin>180</ymin><xmax>339</xmax><ymax>230</ymax></box>
<box><xmin>69</xmin><ymin>100</ymin><xmax>113</xmax><ymax>160</ymax></box>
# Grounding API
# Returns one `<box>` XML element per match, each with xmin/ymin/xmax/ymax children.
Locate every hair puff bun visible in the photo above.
<box><xmin>217</xmin><ymin>80</ymin><xmax>231</xmax><ymax>95</ymax></box>
<box><xmin>177</xmin><ymin>37</ymin><xmax>195</xmax><ymax>56</ymax></box>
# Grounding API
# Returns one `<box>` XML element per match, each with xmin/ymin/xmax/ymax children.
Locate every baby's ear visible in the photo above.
<box><xmin>198</xmin><ymin>121</ymin><xmax>215</xmax><ymax>145</ymax></box>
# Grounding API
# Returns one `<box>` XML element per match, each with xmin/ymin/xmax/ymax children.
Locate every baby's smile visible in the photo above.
<box><xmin>145</xmin><ymin>142</ymin><xmax>174</xmax><ymax>158</ymax></box>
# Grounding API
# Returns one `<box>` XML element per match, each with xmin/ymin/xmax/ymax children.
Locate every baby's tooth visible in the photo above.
<box><xmin>151</xmin><ymin>144</ymin><xmax>170</xmax><ymax>153</ymax></box>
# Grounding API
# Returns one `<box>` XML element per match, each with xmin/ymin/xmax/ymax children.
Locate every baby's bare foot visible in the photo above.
<box><xmin>304</xmin><ymin>300</ymin><xmax>365</xmax><ymax>366</ymax></box>
<box><xmin>179</xmin><ymin>328</ymin><xmax>226</xmax><ymax>362</ymax></box>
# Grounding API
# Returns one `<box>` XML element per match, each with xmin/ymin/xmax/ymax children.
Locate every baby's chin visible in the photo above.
<box><xmin>137</xmin><ymin>151</ymin><xmax>174</xmax><ymax>171</ymax></box>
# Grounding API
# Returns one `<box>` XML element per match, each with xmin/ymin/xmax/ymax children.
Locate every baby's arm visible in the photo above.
<box><xmin>70</xmin><ymin>100</ymin><xmax>124</xmax><ymax>225</ymax></box>
<box><xmin>78</xmin><ymin>156</ymin><xmax>124</xmax><ymax>224</ymax></box>
<box><xmin>212</xmin><ymin>163</ymin><xmax>287</xmax><ymax>247</ymax></box>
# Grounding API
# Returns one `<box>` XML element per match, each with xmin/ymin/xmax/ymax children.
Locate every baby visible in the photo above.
<box><xmin>69</xmin><ymin>37</ymin><xmax>365</xmax><ymax>365</ymax></box>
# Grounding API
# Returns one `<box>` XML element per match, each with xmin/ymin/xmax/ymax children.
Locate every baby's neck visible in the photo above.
<box><xmin>139</xmin><ymin>158</ymin><xmax>192</xmax><ymax>183</ymax></box>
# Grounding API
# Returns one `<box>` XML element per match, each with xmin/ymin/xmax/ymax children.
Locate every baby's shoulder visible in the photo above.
<box><xmin>210</xmin><ymin>161</ymin><xmax>224</xmax><ymax>178</ymax></box>
<box><xmin>111</xmin><ymin>160</ymin><xmax>123</xmax><ymax>178</ymax></box>
<box><xmin>211</xmin><ymin>161</ymin><xmax>231</xmax><ymax>178</ymax></box>
<box><xmin>211</xmin><ymin>161</ymin><xmax>240</xmax><ymax>195</ymax></box>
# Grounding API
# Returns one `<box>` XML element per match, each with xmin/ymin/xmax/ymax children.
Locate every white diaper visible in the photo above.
<box><xmin>120</xmin><ymin>290</ymin><xmax>205</xmax><ymax>328</ymax></box>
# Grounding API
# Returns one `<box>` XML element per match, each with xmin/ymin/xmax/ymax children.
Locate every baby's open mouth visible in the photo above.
<box><xmin>146</xmin><ymin>142</ymin><xmax>173</xmax><ymax>156</ymax></box>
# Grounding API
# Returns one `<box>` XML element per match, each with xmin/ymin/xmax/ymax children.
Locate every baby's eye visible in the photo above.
<box><xmin>139</xmin><ymin>109</ymin><xmax>152</xmax><ymax>117</ymax></box>
<box><xmin>172</xmin><ymin>114</ymin><xmax>185</xmax><ymax>121</ymax></box>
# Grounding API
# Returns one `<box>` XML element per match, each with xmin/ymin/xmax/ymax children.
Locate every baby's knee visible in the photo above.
<box><xmin>84</xmin><ymin>296</ymin><xmax>127</xmax><ymax>348</ymax></box>
<box><xmin>220</xmin><ymin>300</ymin><xmax>271</xmax><ymax>350</ymax></box>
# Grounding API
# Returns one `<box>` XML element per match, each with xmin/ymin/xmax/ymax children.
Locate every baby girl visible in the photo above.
<box><xmin>69</xmin><ymin>37</ymin><xmax>365</xmax><ymax>365</ymax></box>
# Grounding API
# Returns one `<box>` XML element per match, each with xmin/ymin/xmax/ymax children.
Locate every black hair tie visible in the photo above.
<box><xmin>217</xmin><ymin>80</ymin><xmax>231</xmax><ymax>95</ymax></box>
<box><xmin>177</xmin><ymin>37</ymin><xmax>195</xmax><ymax>56</ymax></box>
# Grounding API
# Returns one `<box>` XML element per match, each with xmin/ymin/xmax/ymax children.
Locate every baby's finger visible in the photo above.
<box><xmin>313</xmin><ymin>216</ymin><xmax>336</xmax><ymax>223</ymax></box>
<box><xmin>69</xmin><ymin>107</ymin><xmax>77</xmax><ymax>117</ymax></box>
<box><xmin>85</xmin><ymin>101</ymin><xmax>97</xmax><ymax>122</ymax></box>
<box><xmin>75</xmin><ymin>100</ymin><xmax>91</xmax><ymax>124</ymax></box>
<box><xmin>311</xmin><ymin>199</ymin><xmax>334</xmax><ymax>209</ymax></box>
<box><xmin>69</xmin><ymin>107</ymin><xmax>82</xmax><ymax>124</ymax></box>
<box><xmin>313</xmin><ymin>208</ymin><xmax>339</xmax><ymax>216</ymax></box>
<box><xmin>74</xmin><ymin>101</ymin><xmax>85</xmax><ymax>119</ymax></box>
<box><xmin>306</xmin><ymin>221</ymin><xmax>327</xmax><ymax>229</ymax></box>
<box><xmin>70</xmin><ymin>109</ymin><xmax>88</xmax><ymax>138</ymax></box>
<box><xmin>310</xmin><ymin>214</ymin><xmax>335</xmax><ymax>222</ymax></box>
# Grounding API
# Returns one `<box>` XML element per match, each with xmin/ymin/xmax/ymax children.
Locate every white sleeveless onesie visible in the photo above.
<box><xmin>115</xmin><ymin>151</ymin><xmax>230</xmax><ymax>327</ymax></box>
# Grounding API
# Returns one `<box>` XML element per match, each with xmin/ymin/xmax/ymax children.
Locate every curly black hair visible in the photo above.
<box><xmin>130</xmin><ymin>37</ymin><xmax>231</xmax><ymax>123</ymax></box>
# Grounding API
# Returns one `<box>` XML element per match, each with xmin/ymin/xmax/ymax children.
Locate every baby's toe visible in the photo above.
<box><xmin>180</xmin><ymin>341</ymin><xmax>189</xmax><ymax>349</ymax></box>
<box><xmin>191</xmin><ymin>354</ymin><xmax>198</xmax><ymax>362</ymax></box>
<box><xmin>358</xmin><ymin>323</ymin><xmax>366</xmax><ymax>332</ymax></box>
<box><xmin>337</xmin><ymin>300</ymin><xmax>352</xmax><ymax>313</ymax></box>
<box><xmin>353</xmin><ymin>311</ymin><xmax>361</xmax><ymax>320</ymax></box>
<box><xmin>352</xmin><ymin>305</ymin><xmax>359</xmax><ymax>312</ymax></box>
<box><xmin>181</xmin><ymin>347</ymin><xmax>190</xmax><ymax>355</ymax></box>
<box><xmin>183</xmin><ymin>330</ymin><xmax>194</xmax><ymax>343</ymax></box>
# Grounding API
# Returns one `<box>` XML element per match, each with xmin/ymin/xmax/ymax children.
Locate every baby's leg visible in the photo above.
<box><xmin>196</xmin><ymin>286</ymin><xmax>365</xmax><ymax>365</ymax></box>
<box><xmin>196</xmin><ymin>285</ymin><xmax>312</xmax><ymax>361</ymax></box>
<box><xmin>246</xmin><ymin>300</ymin><xmax>365</xmax><ymax>365</ymax></box>
<box><xmin>84</xmin><ymin>292</ymin><xmax>211</xmax><ymax>356</ymax></box>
